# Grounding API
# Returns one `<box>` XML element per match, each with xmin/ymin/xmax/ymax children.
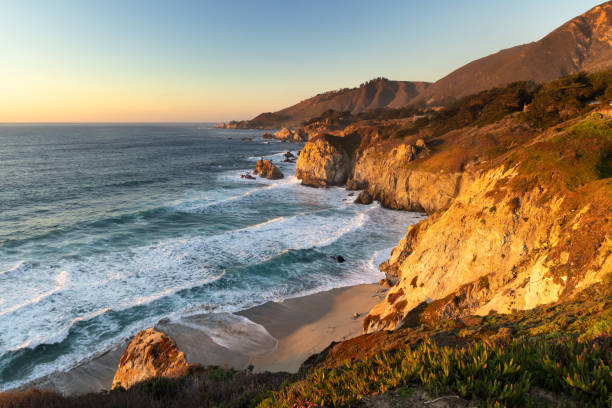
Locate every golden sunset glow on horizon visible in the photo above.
<box><xmin>0</xmin><ymin>0</ymin><xmax>602</xmax><ymax>122</ymax></box>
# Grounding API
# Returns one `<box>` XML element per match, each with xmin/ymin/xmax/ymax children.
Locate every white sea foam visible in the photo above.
<box><xmin>0</xmin><ymin>270</ymin><xmax>68</xmax><ymax>317</ymax></box>
<box><xmin>247</xmin><ymin>150</ymin><xmax>300</xmax><ymax>161</ymax></box>
<box><xmin>0</xmin><ymin>200</ymin><xmax>367</xmax><ymax>356</ymax></box>
<box><xmin>0</xmin><ymin>260</ymin><xmax>25</xmax><ymax>276</ymax></box>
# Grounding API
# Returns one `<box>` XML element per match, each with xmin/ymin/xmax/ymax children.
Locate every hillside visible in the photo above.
<box><xmin>295</xmin><ymin>71</ymin><xmax>612</xmax><ymax>338</ymax></box>
<box><xmin>414</xmin><ymin>1</ymin><xmax>612</xmax><ymax>105</ymax></box>
<box><xmin>274</xmin><ymin>78</ymin><xmax>430</xmax><ymax>127</ymax></box>
<box><xmin>219</xmin><ymin>1</ymin><xmax>612</xmax><ymax>129</ymax></box>
<box><xmin>216</xmin><ymin>78</ymin><xmax>430</xmax><ymax>129</ymax></box>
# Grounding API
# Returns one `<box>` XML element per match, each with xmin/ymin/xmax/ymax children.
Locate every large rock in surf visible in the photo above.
<box><xmin>296</xmin><ymin>135</ymin><xmax>355</xmax><ymax>187</ymax></box>
<box><xmin>354</xmin><ymin>190</ymin><xmax>373</xmax><ymax>205</ymax></box>
<box><xmin>111</xmin><ymin>328</ymin><xmax>188</xmax><ymax>390</ymax></box>
<box><xmin>273</xmin><ymin>127</ymin><xmax>308</xmax><ymax>142</ymax></box>
<box><xmin>274</xmin><ymin>127</ymin><xmax>294</xmax><ymax>141</ymax></box>
<box><xmin>253</xmin><ymin>159</ymin><xmax>284</xmax><ymax>180</ymax></box>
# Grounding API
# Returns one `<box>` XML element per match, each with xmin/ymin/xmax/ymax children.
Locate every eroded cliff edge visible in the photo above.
<box><xmin>296</xmin><ymin>107</ymin><xmax>612</xmax><ymax>333</ymax></box>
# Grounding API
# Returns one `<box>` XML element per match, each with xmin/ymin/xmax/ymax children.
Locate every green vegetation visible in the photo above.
<box><xmin>508</xmin><ymin>116</ymin><xmax>612</xmax><ymax>192</ymax></box>
<box><xmin>426</xmin><ymin>81</ymin><xmax>537</xmax><ymax>135</ymax></box>
<box><xmin>306</xmin><ymin>70</ymin><xmax>612</xmax><ymax>150</ymax></box>
<box><xmin>416</xmin><ymin>70</ymin><xmax>612</xmax><ymax>137</ymax></box>
<box><xmin>0</xmin><ymin>367</ymin><xmax>292</xmax><ymax>408</ymax></box>
<box><xmin>521</xmin><ymin>71</ymin><xmax>612</xmax><ymax>129</ymax></box>
<box><xmin>259</xmin><ymin>337</ymin><xmax>610</xmax><ymax>408</ymax></box>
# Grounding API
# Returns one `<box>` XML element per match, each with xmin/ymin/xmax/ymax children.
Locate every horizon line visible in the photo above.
<box><xmin>0</xmin><ymin>121</ymin><xmax>226</xmax><ymax>125</ymax></box>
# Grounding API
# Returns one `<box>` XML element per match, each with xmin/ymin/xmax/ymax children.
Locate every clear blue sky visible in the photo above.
<box><xmin>0</xmin><ymin>0</ymin><xmax>604</xmax><ymax>122</ymax></box>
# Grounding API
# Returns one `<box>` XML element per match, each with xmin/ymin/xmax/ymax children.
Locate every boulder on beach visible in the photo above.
<box><xmin>111</xmin><ymin>328</ymin><xmax>188</xmax><ymax>390</ymax></box>
<box><xmin>253</xmin><ymin>159</ymin><xmax>284</xmax><ymax>180</ymax></box>
<box><xmin>354</xmin><ymin>190</ymin><xmax>373</xmax><ymax>205</ymax></box>
<box><xmin>261</xmin><ymin>132</ymin><xmax>274</xmax><ymax>139</ymax></box>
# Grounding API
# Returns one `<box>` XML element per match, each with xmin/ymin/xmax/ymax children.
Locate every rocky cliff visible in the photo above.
<box><xmin>295</xmin><ymin>133</ymin><xmax>359</xmax><ymax>187</ymax></box>
<box><xmin>296</xmin><ymin>107</ymin><xmax>612</xmax><ymax>334</ymax></box>
<box><xmin>365</xmin><ymin>163</ymin><xmax>611</xmax><ymax>332</ymax></box>
<box><xmin>347</xmin><ymin>143</ymin><xmax>462</xmax><ymax>213</ymax></box>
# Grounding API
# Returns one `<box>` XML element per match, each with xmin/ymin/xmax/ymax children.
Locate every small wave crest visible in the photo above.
<box><xmin>0</xmin><ymin>260</ymin><xmax>26</xmax><ymax>276</ymax></box>
<box><xmin>0</xmin><ymin>270</ymin><xmax>69</xmax><ymax>318</ymax></box>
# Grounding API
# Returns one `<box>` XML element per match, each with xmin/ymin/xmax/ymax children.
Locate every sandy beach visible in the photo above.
<box><xmin>29</xmin><ymin>283</ymin><xmax>386</xmax><ymax>395</ymax></box>
<box><xmin>239</xmin><ymin>283</ymin><xmax>385</xmax><ymax>373</ymax></box>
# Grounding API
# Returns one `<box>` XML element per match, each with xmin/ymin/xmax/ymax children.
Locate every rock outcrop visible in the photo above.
<box><xmin>273</xmin><ymin>128</ymin><xmax>308</xmax><ymax>143</ymax></box>
<box><xmin>354</xmin><ymin>190</ymin><xmax>373</xmax><ymax>205</ymax></box>
<box><xmin>253</xmin><ymin>159</ymin><xmax>284</xmax><ymax>180</ymax></box>
<box><xmin>283</xmin><ymin>151</ymin><xmax>296</xmax><ymax>163</ymax></box>
<box><xmin>296</xmin><ymin>135</ymin><xmax>355</xmax><ymax>187</ymax></box>
<box><xmin>296</xmin><ymin>125</ymin><xmax>458</xmax><ymax>212</ymax></box>
<box><xmin>111</xmin><ymin>328</ymin><xmax>188</xmax><ymax>390</ymax></box>
<box><xmin>348</xmin><ymin>145</ymin><xmax>461</xmax><ymax>213</ymax></box>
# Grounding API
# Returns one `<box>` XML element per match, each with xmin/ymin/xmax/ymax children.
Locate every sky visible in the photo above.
<box><xmin>0</xmin><ymin>0</ymin><xmax>604</xmax><ymax>122</ymax></box>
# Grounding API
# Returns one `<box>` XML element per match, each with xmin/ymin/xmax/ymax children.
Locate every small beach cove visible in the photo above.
<box><xmin>0</xmin><ymin>125</ymin><xmax>424</xmax><ymax>393</ymax></box>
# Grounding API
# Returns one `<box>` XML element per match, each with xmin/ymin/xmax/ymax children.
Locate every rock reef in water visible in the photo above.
<box><xmin>353</xmin><ymin>190</ymin><xmax>373</xmax><ymax>205</ymax></box>
<box><xmin>111</xmin><ymin>328</ymin><xmax>188</xmax><ymax>390</ymax></box>
<box><xmin>253</xmin><ymin>159</ymin><xmax>284</xmax><ymax>180</ymax></box>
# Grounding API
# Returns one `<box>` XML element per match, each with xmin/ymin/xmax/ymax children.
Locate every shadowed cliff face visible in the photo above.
<box><xmin>295</xmin><ymin>112</ymin><xmax>612</xmax><ymax>334</ymax></box>
<box><xmin>347</xmin><ymin>145</ymin><xmax>462</xmax><ymax>213</ymax></box>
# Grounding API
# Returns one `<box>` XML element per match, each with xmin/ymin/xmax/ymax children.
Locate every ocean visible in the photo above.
<box><xmin>0</xmin><ymin>124</ymin><xmax>424</xmax><ymax>390</ymax></box>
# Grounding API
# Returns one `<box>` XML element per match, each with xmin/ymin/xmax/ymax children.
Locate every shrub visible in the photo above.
<box><xmin>258</xmin><ymin>337</ymin><xmax>611</xmax><ymax>408</ymax></box>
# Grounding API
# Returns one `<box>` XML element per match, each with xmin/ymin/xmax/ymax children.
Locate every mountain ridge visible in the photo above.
<box><xmin>414</xmin><ymin>1</ymin><xmax>612</xmax><ymax>105</ymax></box>
<box><xmin>220</xmin><ymin>1</ymin><xmax>612</xmax><ymax>128</ymax></box>
<box><xmin>216</xmin><ymin>78</ymin><xmax>430</xmax><ymax>128</ymax></box>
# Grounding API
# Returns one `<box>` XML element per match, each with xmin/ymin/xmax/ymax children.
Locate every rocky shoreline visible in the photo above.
<box><xmin>292</xmin><ymin>114</ymin><xmax>611</xmax><ymax>334</ymax></box>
